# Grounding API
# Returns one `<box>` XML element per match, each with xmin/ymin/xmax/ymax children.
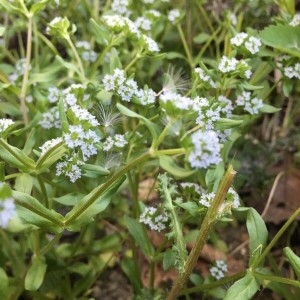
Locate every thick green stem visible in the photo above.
<box><xmin>20</xmin><ymin>13</ymin><xmax>33</xmax><ymax>126</ymax></box>
<box><xmin>167</xmin><ymin>165</ymin><xmax>237</xmax><ymax>300</ymax></box>
<box><xmin>39</xmin><ymin>233</ymin><xmax>63</xmax><ymax>256</ymax></box>
<box><xmin>64</xmin><ymin>151</ymin><xmax>151</xmax><ymax>226</ymax></box>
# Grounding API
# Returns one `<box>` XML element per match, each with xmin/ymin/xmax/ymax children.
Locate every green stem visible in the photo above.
<box><xmin>124</xmin><ymin>50</ymin><xmax>141</xmax><ymax>71</ymax></box>
<box><xmin>64</xmin><ymin>151</ymin><xmax>151</xmax><ymax>226</ymax></box>
<box><xmin>182</xmin><ymin>271</ymin><xmax>246</xmax><ymax>295</ymax></box>
<box><xmin>167</xmin><ymin>165</ymin><xmax>237</xmax><ymax>300</ymax></box>
<box><xmin>66</xmin><ymin>36</ymin><xmax>86</xmax><ymax>81</ymax></box>
<box><xmin>177</xmin><ymin>24</ymin><xmax>193</xmax><ymax>68</ymax></box>
<box><xmin>155</xmin><ymin>148</ymin><xmax>186</xmax><ymax>156</ymax></box>
<box><xmin>20</xmin><ymin>13</ymin><xmax>33</xmax><ymax>126</ymax></box>
<box><xmin>253</xmin><ymin>271</ymin><xmax>300</xmax><ymax>288</ymax></box>
<box><xmin>39</xmin><ymin>233</ymin><xmax>63</xmax><ymax>256</ymax></box>
<box><xmin>0</xmin><ymin>138</ymin><xmax>33</xmax><ymax>169</ymax></box>
<box><xmin>37</xmin><ymin>175</ymin><xmax>49</xmax><ymax>208</ymax></box>
<box><xmin>152</xmin><ymin>119</ymin><xmax>175</xmax><ymax>149</ymax></box>
<box><xmin>252</xmin><ymin>207</ymin><xmax>300</xmax><ymax>269</ymax></box>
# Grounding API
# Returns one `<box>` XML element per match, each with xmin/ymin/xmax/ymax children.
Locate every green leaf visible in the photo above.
<box><xmin>123</xmin><ymin>216</ymin><xmax>154</xmax><ymax>257</ymax></box>
<box><xmin>159</xmin><ymin>155</ymin><xmax>196</xmax><ymax>178</ymax></box>
<box><xmin>259</xmin><ymin>24</ymin><xmax>300</xmax><ymax>58</ymax></box>
<box><xmin>224</xmin><ymin>272</ymin><xmax>260</xmax><ymax>300</ymax></box>
<box><xmin>117</xmin><ymin>103</ymin><xmax>160</xmax><ymax>141</ymax></box>
<box><xmin>283</xmin><ymin>247</ymin><xmax>300</xmax><ymax>279</ymax></box>
<box><xmin>25</xmin><ymin>256</ymin><xmax>47</xmax><ymax>291</ymax></box>
<box><xmin>0</xmin><ymin>26</ymin><xmax>5</xmax><ymax>36</ymax></box>
<box><xmin>13</xmin><ymin>191</ymin><xmax>64</xmax><ymax>233</ymax></box>
<box><xmin>82</xmin><ymin>164</ymin><xmax>110</xmax><ymax>178</ymax></box>
<box><xmin>53</xmin><ymin>192</ymin><xmax>85</xmax><ymax>206</ymax></box>
<box><xmin>165</xmin><ymin>52</ymin><xmax>186</xmax><ymax>60</ymax></box>
<box><xmin>14</xmin><ymin>173</ymin><xmax>33</xmax><ymax>194</ymax></box>
<box><xmin>163</xmin><ymin>248</ymin><xmax>176</xmax><ymax>271</ymax></box>
<box><xmin>121</xmin><ymin>256</ymin><xmax>142</xmax><ymax>293</ymax></box>
<box><xmin>193</xmin><ymin>32</ymin><xmax>211</xmax><ymax>44</ymax></box>
<box><xmin>30</xmin><ymin>0</ymin><xmax>49</xmax><ymax>14</ymax></box>
<box><xmin>0</xmin><ymin>138</ymin><xmax>35</xmax><ymax>172</ymax></box>
<box><xmin>259</xmin><ymin>104</ymin><xmax>280</xmax><ymax>113</ymax></box>
<box><xmin>65</xmin><ymin>175</ymin><xmax>126</xmax><ymax>231</ymax></box>
<box><xmin>89</xmin><ymin>18</ymin><xmax>109</xmax><ymax>45</ymax></box>
<box><xmin>0</xmin><ymin>268</ymin><xmax>9</xmax><ymax>299</ymax></box>
<box><xmin>247</xmin><ymin>208</ymin><xmax>268</xmax><ymax>265</ymax></box>
<box><xmin>214</xmin><ymin>118</ymin><xmax>243</xmax><ymax>130</ymax></box>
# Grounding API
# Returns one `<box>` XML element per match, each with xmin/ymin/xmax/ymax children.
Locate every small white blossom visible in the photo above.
<box><xmin>56</xmin><ymin>154</ymin><xmax>84</xmax><ymax>182</ymax></box>
<box><xmin>69</xmin><ymin>105</ymin><xmax>99</xmax><ymax>126</ymax></box>
<box><xmin>82</xmin><ymin>50</ymin><xmax>97</xmax><ymax>62</ymax></box>
<box><xmin>142</xmin><ymin>35</ymin><xmax>160</xmax><ymax>53</ymax></box>
<box><xmin>135</xmin><ymin>88</ymin><xmax>156</xmax><ymax>105</ymax></box>
<box><xmin>48</xmin><ymin>87</ymin><xmax>61</xmax><ymax>103</ymax></box>
<box><xmin>210</xmin><ymin>260</ymin><xmax>228</xmax><ymax>280</ymax></box>
<box><xmin>39</xmin><ymin>107</ymin><xmax>61</xmax><ymax>129</ymax></box>
<box><xmin>188</xmin><ymin>130</ymin><xmax>221</xmax><ymax>169</ymax></box>
<box><xmin>111</xmin><ymin>0</ymin><xmax>130</xmax><ymax>16</ymax></box>
<box><xmin>39</xmin><ymin>137</ymin><xmax>63</xmax><ymax>155</ymax></box>
<box><xmin>199</xmin><ymin>192</ymin><xmax>215</xmax><ymax>207</ymax></box>
<box><xmin>289</xmin><ymin>14</ymin><xmax>300</xmax><ymax>26</ymax></box>
<box><xmin>218</xmin><ymin>56</ymin><xmax>239</xmax><ymax>73</ymax></box>
<box><xmin>194</xmin><ymin>67</ymin><xmax>216</xmax><ymax>88</ymax></box>
<box><xmin>0</xmin><ymin>198</ymin><xmax>16</xmax><ymax>228</ymax></box>
<box><xmin>284</xmin><ymin>63</ymin><xmax>300</xmax><ymax>79</ymax></box>
<box><xmin>168</xmin><ymin>9</ymin><xmax>181</xmax><ymax>24</ymax></box>
<box><xmin>230</xmin><ymin>32</ymin><xmax>248</xmax><ymax>46</ymax></box>
<box><xmin>103</xmin><ymin>134</ymin><xmax>127</xmax><ymax>151</ymax></box>
<box><xmin>0</xmin><ymin>118</ymin><xmax>14</xmax><ymax>133</ymax></box>
<box><xmin>227</xmin><ymin>187</ymin><xmax>240</xmax><ymax>208</ymax></box>
<box><xmin>135</xmin><ymin>16</ymin><xmax>152</xmax><ymax>31</ymax></box>
<box><xmin>244</xmin><ymin>36</ymin><xmax>262</xmax><ymax>54</ymax></box>
<box><xmin>76</xmin><ymin>41</ymin><xmax>91</xmax><ymax>50</ymax></box>
<box><xmin>139</xmin><ymin>206</ymin><xmax>168</xmax><ymax>232</ymax></box>
<box><xmin>236</xmin><ymin>91</ymin><xmax>263</xmax><ymax>115</ymax></box>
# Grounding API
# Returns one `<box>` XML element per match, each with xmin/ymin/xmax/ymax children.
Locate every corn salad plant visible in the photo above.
<box><xmin>0</xmin><ymin>0</ymin><xmax>300</xmax><ymax>299</ymax></box>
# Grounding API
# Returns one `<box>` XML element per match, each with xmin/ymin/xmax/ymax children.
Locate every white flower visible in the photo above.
<box><xmin>218</xmin><ymin>56</ymin><xmax>239</xmax><ymax>73</ymax></box>
<box><xmin>135</xmin><ymin>88</ymin><xmax>156</xmax><ymax>105</ymax></box>
<box><xmin>230</xmin><ymin>32</ymin><xmax>248</xmax><ymax>46</ymax></box>
<box><xmin>39</xmin><ymin>137</ymin><xmax>63</xmax><ymax>155</ymax></box>
<box><xmin>188</xmin><ymin>130</ymin><xmax>221</xmax><ymax>169</ymax></box>
<box><xmin>289</xmin><ymin>14</ymin><xmax>300</xmax><ymax>26</ymax></box>
<box><xmin>168</xmin><ymin>9</ymin><xmax>181</xmax><ymax>24</ymax></box>
<box><xmin>244</xmin><ymin>36</ymin><xmax>262</xmax><ymax>54</ymax></box>
<box><xmin>284</xmin><ymin>63</ymin><xmax>300</xmax><ymax>79</ymax></box>
<box><xmin>69</xmin><ymin>105</ymin><xmax>99</xmax><ymax>126</ymax></box>
<box><xmin>0</xmin><ymin>118</ymin><xmax>14</xmax><ymax>133</ymax></box>
<box><xmin>227</xmin><ymin>187</ymin><xmax>240</xmax><ymax>208</ymax></box>
<box><xmin>56</xmin><ymin>154</ymin><xmax>84</xmax><ymax>182</ymax></box>
<box><xmin>160</xmin><ymin>91</ymin><xmax>194</xmax><ymax>111</ymax></box>
<box><xmin>199</xmin><ymin>192</ymin><xmax>215</xmax><ymax>207</ymax></box>
<box><xmin>194</xmin><ymin>67</ymin><xmax>215</xmax><ymax>88</ymax></box>
<box><xmin>48</xmin><ymin>87</ymin><xmax>61</xmax><ymax>103</ymax></box>
<box><xmin>142</xmin><ymin>35</ymin><xmax>160</xmax><ymax>53</ymax></box>
<box><xmin>39</xmin><ymin>107</ymin><xmax>61</xmax><ymax>129</ymax></box>
<box><xmin>135</xmin><ymin>16</ymin><xmax>152</xmax><ymax>31</ymax></box>
<box><xmin>0</xmin><ymin>198</ymin><xmax>16</xmax><ymax>228</ymax></box>
<box><xmin>82</xmin><ymin>50</ymin><xmax>97</xmax><ymax>62</ymax></box>
<box><xmin>111</xmin><ymin>0</ymin><xmax>130</xmax><ymax>16</ymax></box>
<box><xmin>76</xmin><ymin>41</ymin><xmax>91</xmax><ymax>50</ymax></box>
<box><xmin>103</xmin><ymin>134</ymin><xmax>127</xmax><ymax>151</ymax></box>
<box><xmin>236</xmin><ymin>91</ymin><xmax>263</xmax><ymax>115</ymax></box>
<box><xmin>140</xmin><ymin>206</ymin><xmax>168</xmax><ymax>232</ymax></box>
<box><xmin>210</xmin><ymin>260</ymin><xmax>228</xmax><ymax>280</ymax></box>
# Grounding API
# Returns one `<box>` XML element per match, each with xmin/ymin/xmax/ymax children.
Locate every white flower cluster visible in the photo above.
<box><xmin>39</xmin><ymin>107</ymin><xmax>61</xmax><ymax>129</ymax></box>
<box><xmin>289</xmin><ymin>14</ymin><xmax>300</xmax><ymax>27</ymax></box>
<box><xmin>284</xmin><ymin>63</ymin><xmax>300</xmax><ymax>79</ymax></box>
<box><xmin>9</xmin><ymin>58</ymin><xmax>31</xmax><ymax>83</ymax></box>
<box><xmin>0</xmin><ymin>182</ymin><xmax>16</xmax><ymax>229</ymax></box>
<box><xmin>102</xmin><ymin>15</ymin><xmax>159</xmax><ymax>53</ymax></box>
<box><xmin>135</xmin><ymin>16</ymin><xmax>152</xmax><ymax>31</ymax></box>
<box><xmin>111</xmin><ymin>0</ymin><xmax>131</xmax><ymax>16</ymax></box>
<box><xmin>168</xmin><ymin>9</ymin><xmax>181</xmax><ymax>24</ymax></box>
<box><xmin>56</xmin><ymin>154</ymin><xmax>84</xmax><ymax>183</ymax></box>
<box><xmin>48</xmin><ymin>87</ymin><xmax>61</xmax><ymax>103</ymax></box>
<box><xmin>194</xmin><ymin>67</ymin><xmax>216</xmax><ymax>88</ymax></box>
<box><xmin>64</xmin><ymin>125</ymin><xmax>100</xmax><ymax>161</ymax></box>
<box><xmin>69</xmin><ymin>105</ymin><xmax>99</xmax><ymax>126</ymax></box>
<box><xmin>103</xmin><ymin>68</ymin><xmax>156</xmax><ymax>105</ymax></box>
<box><xmin>39</xmin><ymin>137</ymin><xmax>63</xmax><ymax>155</ymax></box>
<box><xmin>218</xmin><ymin>56</ymin><xmax>252</xmax><ymax>78</ymax></box>
<box><xmin>230</xmin><ymin>32</ymin><xmax>262</xmax><ymax>54</ymax></box>
<box><xmin>0</xmin><ymin>118</ymin><xmax>14</xmax><ymax>133</ymax></box>
<box><xmin>236</xmin><ymin>91</ymin><xmax>263</xmax><ymax>115</ymax></box>
<box><xmin>76</xmin><ymin>40</ymin><xmax>97</xmax><ymax>62</ymax></box>
<box><xmin>180</xmin><ymin>182</ymin><xmax>204</xmax><ymax>195</ymax></box>
<box><xmin>199</xmin><ymin>192</ymin><xmax>216</xmax><ymax>207</ymax></box>
<box><xmin>139</xmin><ymin>206</ymin><xmax>168</xmax><ymax>232</ymax></box>
<box><xmin>0</xmin><ymin>198</ymin><xmax>15</xmax><ymax>228</ymax></box>
<box><xmin>63</xmin><ymin>83</ymin><xmax>87</xmax><ymax>106</ymax></box>
<box><xmin>188</xmin><ymin>130</ymin><xmax>221</xmax><ymax>169</ymax></box>
<box><xmin>210</xmin><ymin>260</ymin><xmax>228</xmax><ymax>280</ymax></box>
<box><xmin>159</xmin><ymin>91</ymin><xmax>194</xmax><ymax>111</ymax></box>
<box><xmin>226</xmin><ymin>187</ymin><xmax>240</xmax><ymax>208</ymax></box>
<box><xmin>103</xmin><ymin>134</ymin><xmax>127</xmax><ymax>151</ymax></box>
